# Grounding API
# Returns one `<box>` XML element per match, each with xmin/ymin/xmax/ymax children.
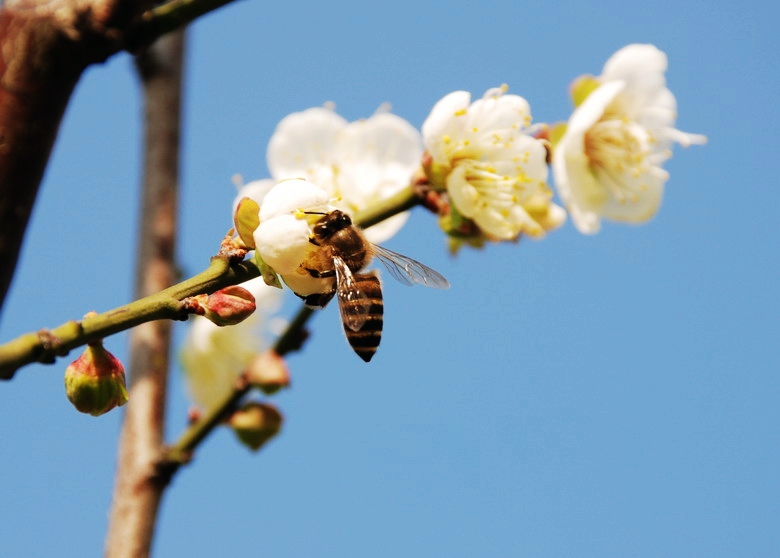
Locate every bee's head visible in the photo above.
<box><xmin>313</xmin><ymin>210</ymin><xmax>353</xmax><ymax>239</ymax></box>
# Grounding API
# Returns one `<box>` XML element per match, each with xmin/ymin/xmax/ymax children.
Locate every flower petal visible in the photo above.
<box><xmin>446</xmin><ymin>165</ymin><xmax>480</xmax><ymax>219</ymax></box>
<box><xmin>279</xmin><ymin>270</ymin><xmax>334</xmax><ymax>297</ymax></box>
<box><xmin>258</xmin><ymin>178</ymin><xmax>331</xmax><ymax>222</ymax></box>
<box><xmin>421</xmin><ymin>90</ymin><xmax>472</xmax><ymax>163</ymax></box>
<box><xmin>466</xmin><ymin>93</ymin><xmax>531</xmax><ymax>136</ymax></box>
<box><xmin>253</xmin><ymin>213</ymin><xmax>311</xmax><ymax>274</ymax></box>
<box><xmin>601</xmin><ymin>44</ymin><xmax>668</xmax><ymax>101</ymax></box>
<box><xmin>335</xmin><ymin>112</ymin><xmax>422</xmax><ymax>208</ymax></box>
<box><xmin>566</xmin><ymin>81</ymin><xmax>625</xmax><ymax>137</ymax></box>
<box><xmin>181</xmin><ymin>312</ymin><xmax>263</xmax><ymax>410</ymax></box>
<box><xmin>595</xmin><ymin>165</ymin><xmax>666</xmax><ymax>223</ymax></box>
<box><xmin>267</xmin><ymin>107</ymin><xmax>347</xmax><ymax>184</ymax></box>
<box><xmin>361</xmin><ymin>213</ymin><xmax>411</xmax><ymax>244</ymax></box>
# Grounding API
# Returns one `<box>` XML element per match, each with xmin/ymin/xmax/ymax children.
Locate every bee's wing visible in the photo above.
<box><xmin>334</xmin><ymin>255</ymin><xmax>371</xmax><ymax>332</ymax></box>
<box><xmin>372</xmin><ymin>245</ymin><xmax>450</xmax><ymax>289</ymax></box>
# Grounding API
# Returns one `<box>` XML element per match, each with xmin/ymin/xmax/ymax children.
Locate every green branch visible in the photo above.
<box><xmin>353</xmin><ymin>183</ymin><xmax>421</xmax><ymax>229</ymax></box>
<box><xmin>0</xmin><ymin>256</ymin><xmax>260</xmax><ymax>380</ymax></box>
<box><xmin>0</xmin><ymin>183</ymin><xmax>428</xmax><ymax>381</ymax></box>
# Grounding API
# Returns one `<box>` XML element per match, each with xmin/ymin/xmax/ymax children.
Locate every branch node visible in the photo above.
<box><xmin>177</xmin><ymin>297</ymin><xmax>203</xmax><ymax>321</ymax></box>
<box><xmin>216</xmin><ymin>233</ymin><xmax>249</xmax><ymax>262</ymax></box>
<box><xmin>36</xmin><ymin>327</ymin><xmax>69</xmax><ymax>363</ymax></box>
<box><xmin>153</xmin><ymin>449</ymin><xmax>189</xmax><ymax>488</ymax></box>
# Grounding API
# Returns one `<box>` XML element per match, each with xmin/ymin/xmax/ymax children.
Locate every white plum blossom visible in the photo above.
<box><xmin>422</xmin><ymin>85</ymin><xmax>566</xmax><ymax>241</ymax></box>
<box><xmin>181</xmin><ymin>277</ymin><xmax>283</xmax><ymax>411</ymax></box>
<box><xmin>252</xmin><ymin>179</ymin><xmax>337</xmax><ymax>297</ymax></box>
<box><xmin>552</xmin><ymin>44</ymin><xmax>707</xmax><ymax>234</ymax></box>
<box><xmin>254</xmin><ymin>105</ymin><xmax>423</xmax><ymax>243</ymax></box>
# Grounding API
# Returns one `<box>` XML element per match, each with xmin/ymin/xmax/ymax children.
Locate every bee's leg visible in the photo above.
<box><xmin>305</xmin><ymin>267</ymin><xmax>335</xmax><ymax>279</ymax></box>
<box><xmin>303</xmin><ymin>290</ymin><xmax>336</xmax><ymax>308</ymax></box>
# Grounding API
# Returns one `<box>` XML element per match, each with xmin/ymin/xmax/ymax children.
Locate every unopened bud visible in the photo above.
<box><xmin>228</xmin><ymin>401</ymin><xmax>283</xmax><ymax>452</ymax></box>
<box><xmin>245</xmin><ymin>350</ymin><xmax>290</xmax><ymax>395</ymax></box>
<box><xmin>202</xmin><ymin>286</ymin><xmax>256</xmax><ymax>326</ymax></box>
<box><xmin>64</xmin><ymin>342</ymin><xmax>128</xmax><ymax>416</ymax></box>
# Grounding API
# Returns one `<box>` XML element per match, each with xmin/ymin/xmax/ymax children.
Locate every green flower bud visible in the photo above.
<box><xmin>64</xmin><ymin>343</ymin><xmax>128</xmax><ymax>416</ymax></box>
<box><xmin>228</xmin><ymin>402</ymin><xmax>283</xmax><ymax>452</ymax></box>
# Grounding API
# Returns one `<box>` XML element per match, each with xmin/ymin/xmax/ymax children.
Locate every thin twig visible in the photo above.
<box><xmin>126</xmin><ymin>0</ymin><xmax>238</xmax><ymax>51</ymax></box>
<box><xmin>0</xmin><ymin>185</ymin><xmax>424</xmax><ymax>379</ymax></box>
<box><xmin>0</xmin><ymin>256</ymin><xmax>259</xmax><ymax>379</ymax></box>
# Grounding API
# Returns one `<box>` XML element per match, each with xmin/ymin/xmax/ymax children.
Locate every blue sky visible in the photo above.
<box><xmin>1</xmin><ymin>1</ymin><xmax>778</xmax><ymax>556</ymax></box>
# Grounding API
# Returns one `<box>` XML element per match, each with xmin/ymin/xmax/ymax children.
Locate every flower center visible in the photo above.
<box><xmin>584</xmin><ymin>117</ymin><xmax>651</xmax><ymax>203</ymax></box>
<box><xmin>462</xmin><ymin>160</ymin><xmax>536</xmax><ymax>211</ymax></box>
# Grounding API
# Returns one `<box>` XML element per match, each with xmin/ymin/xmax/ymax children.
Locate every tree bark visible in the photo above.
<box><xmin>0</xmin><ymin>7</ymin><xmax>85</xmax><ymax>314</ymax></box>
<box><xmin>0</xmin><ymin>0</ymin><xmax>143</xmax><ymax>313</ymax></box>
<box><xmin>0</xmin><ymin>0</ymin><xmax>229</xmax><ymax>315</ymax></box>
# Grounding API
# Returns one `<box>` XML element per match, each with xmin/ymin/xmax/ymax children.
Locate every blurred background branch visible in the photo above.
<box><xmin>104</xmin><ymin>28</ymin><xmax>185</xmax><ymax>558</ymax></box>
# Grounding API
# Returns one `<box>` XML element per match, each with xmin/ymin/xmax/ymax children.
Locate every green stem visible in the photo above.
<box><xmin>0</xmin><ymin>257</ymin><xmax>259</xmax><ymax>380</ymax></box>
<box><xmin>354</xmin><ymin>184</ymin><xmax>421</xmax><ymax>229</ymax></box>
<box><xmin>0</xmin><ymin>184</ymin><xmax>426</xmax><ymax>381</ymax></box>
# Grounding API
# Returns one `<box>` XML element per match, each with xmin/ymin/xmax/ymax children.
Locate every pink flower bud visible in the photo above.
<box><xmin>245</xmin><ymin>350</ymin><xmax>291</xmax><ymax>395</ymax></box>
<box><xmin>228</xmin><ymin>402</ymin><xmax>283</xmax><ymax>452</ymax></box>
<box><xmin>202</xmin><ymin>286</ymin><xmax>256</xmax><ymax>326</ymax></box>
<box><xmin>64</xmin><ymin>343</ymin><xmax>128</xmax><ymax>416</ymax></box>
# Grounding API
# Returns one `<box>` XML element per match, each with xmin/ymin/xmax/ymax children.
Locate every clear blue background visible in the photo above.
<box><xmin>1</xmin><ymin>1</ymin><xmax>777</xmax><ymax>556</ymax></box>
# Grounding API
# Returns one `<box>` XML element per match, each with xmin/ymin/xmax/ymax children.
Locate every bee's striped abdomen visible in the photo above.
<box><xmin>343</xmin><ymin>274</ymin><xmax>384</xmax><ymax>362</ymax></box>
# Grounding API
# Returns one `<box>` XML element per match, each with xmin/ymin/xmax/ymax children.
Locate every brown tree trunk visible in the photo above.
<box><xmin>0</xmin><ymin>0</ymin><xmax>147</xmax><ymax>314</ymax></box>
<box><xmin>0</xmin><ymin>8</ymin><xmax>86</xmax><ymax>313</ymax></box>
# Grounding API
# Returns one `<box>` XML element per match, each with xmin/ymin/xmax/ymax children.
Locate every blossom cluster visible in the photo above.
<box><xmin>232</xmin><ymin>44</ymin><xmax>705</xmax><ymax>267</ymax></box>
<box><xmin>179</xmin><ymin>43</ymin><xmax>706</xmax><ymax>430</ymax></box>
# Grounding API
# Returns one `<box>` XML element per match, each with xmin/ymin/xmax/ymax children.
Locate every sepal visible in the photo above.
<box><xmin>233</xmin><ymin>197</ymin><xmax>260</xmax><ymax>249</ymax></box>
<box><xmin>254</xmin><ymin>251</ymin><xmax>283</xmax><ymax>289</ymax></box>
<box><xmin>570</xmin><ymin>75</ymin><xmax>601</xmax><ymax>108</ymax></box>
<box><xmin>422</xmin><ymin>156</ymin><xmax>451</xmax><ymax>193</ymax></box>
<box><xmin>548</xmin><ymin>122</ymin><xmax>568</xmax><ymax>152</ymax></box>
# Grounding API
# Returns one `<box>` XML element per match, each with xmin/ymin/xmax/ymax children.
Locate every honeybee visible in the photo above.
<box><xmin>303</xmin><ymin>210</ymin><xmax>449</xmax><ymax>362</ymax></box>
